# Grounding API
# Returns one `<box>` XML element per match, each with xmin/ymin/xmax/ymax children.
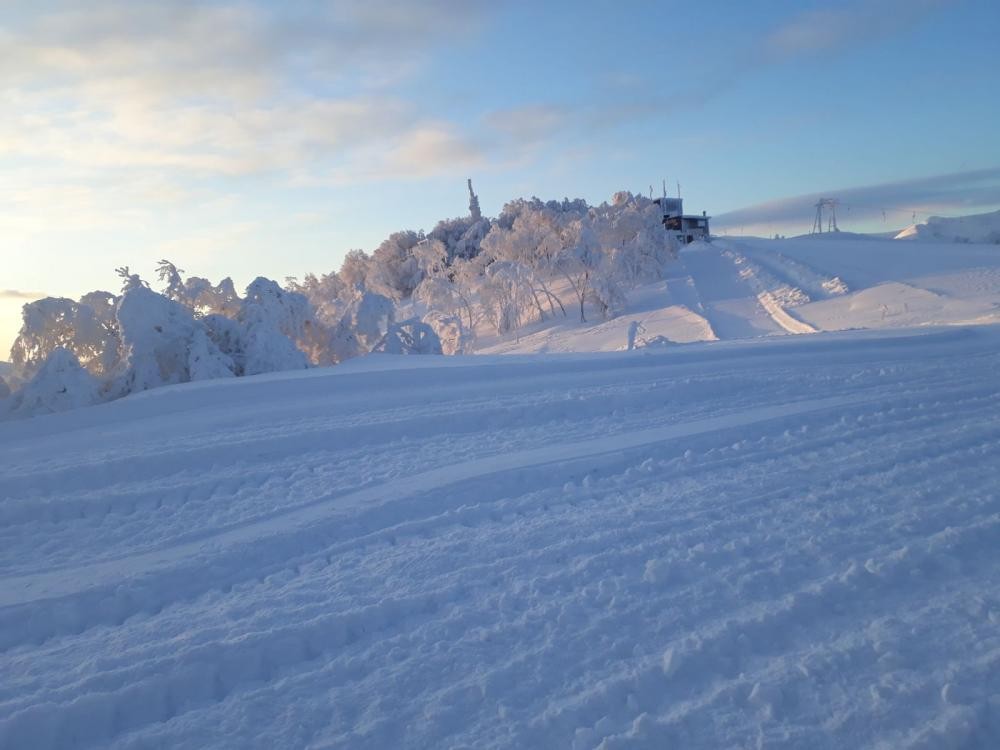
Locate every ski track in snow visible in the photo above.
<box><xmin>2</xmin><ymin>327</ymin><xmax>1000</xmax><ymax>748</ymax></box>
<box><xmin>732</xmin><ymin>242</ymin><xmax>850</xmax><ymax>299</ymax></box>
<box><xmin>680</xmin><ymin>244</ymin><xmax>808</xmax><ymax>339</ymax></box>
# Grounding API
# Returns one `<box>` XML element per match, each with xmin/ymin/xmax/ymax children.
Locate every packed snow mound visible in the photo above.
<box><xmin>895</xmin><ymin>209</ymin><xmax>1000</xmax><ymax>244</ymax></box>
<box><xmin>3</xmin><ymin>327</ymin><xmax>1000</xmax><ymax>748</ymax></box>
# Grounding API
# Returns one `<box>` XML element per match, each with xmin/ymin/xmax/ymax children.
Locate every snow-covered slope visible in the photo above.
<box><xmin>895</xmin><ymin>209</ymin><xmax>1000</xmax><ymax>244</ymax></box>
<box><xmin>477</xmin><ymin>236</ymin><xmax>1000</xmax><ymax>354</ymax></box>
<box><xmin>3</xmin><ymin>326</ymin><xmax>1000</xmax><ymax>748</ymax></box>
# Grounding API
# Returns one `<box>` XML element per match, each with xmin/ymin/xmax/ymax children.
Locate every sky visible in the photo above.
<box><xmin>2</xmin><ymin>0</ymin><xmax>1000</xmax><ymax>355</ymax></box>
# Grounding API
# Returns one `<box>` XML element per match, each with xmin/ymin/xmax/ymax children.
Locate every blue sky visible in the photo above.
<box><xmin>2</xmin><ymin>0</ymin><xmax>999</xmax><ymax>353</ymax></box>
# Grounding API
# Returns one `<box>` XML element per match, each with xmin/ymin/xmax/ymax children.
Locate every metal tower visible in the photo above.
<box><xmin>812</xmin><ymin>198</ymin><xmax>840</xmax><ymax>234</ymax></box>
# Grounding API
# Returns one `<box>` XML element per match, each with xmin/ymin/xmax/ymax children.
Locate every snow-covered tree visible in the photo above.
<box><xmin>156</xmin><ymin>261</ymin><xmax>243</xmax><ymax>317</ymax></box>
<box><xmin>286</xmin><ymin>271</ymin><xmax>348</xmax><ymax>326</ymax></box>
<box><xmin>480</xmin><ymin>211</ymin><xmax>566</xmax><ymax>322</ymax></box>
<box><xmin>369</xmin><ymin>230</ymin><xmax>424</xmax><ymax>300</ymax></box>
<box><xmin>157</xmin><ymin>260</ymin><xmax>187</xmax><ymax>302</ymax></box>
<box><xmin>114</xmin><ymin>285</ymin><xmax>235</xmax><ymax>394</ymax></box>
<box><xmin>344</xmin><ymin>289</ymin><xmax>395</xmax><ymax>351</ymax></box>
<box><xmin>371</xmin><ymin>319</ymin><xmax>443</xmax><ymax>355</ymax></box>
<box><xmin>116</xmin><ymin>266</ymin><xmax>148</xmax><ymax>293</ymax></box>
<box><xmin>2</xmin><ymin>348</ymin><xmax>104</xmax><ymax>419</ymax></box>
<box><xmin>339</xmin><ymin>249</ymin><xmax>371</xmax><ymax>291</ymax></box>
<box><xmin>479</xmin><ymin>260</ymin><xmax>536</xmax><ymax>335</ymax></box>
<box><xmin>553</xmin><ymin>217</ymin><xmax>604</xmax><ymax>322</ymax></box>
<box><xmin>412</xmin><ymin>239</ymin><xmax>448</xmax><ymax>280</ymax></box>
<box><xmin>325</xmin><ymin>288</ymin><xmax>396</xmax><ymax>364</ymax></box>
<box><xmin>9</xmin><ymin>296</ymin><xmax>119</xmax><ymax>382</ymax></box>
<box><xmin>422</xmin><ymin>311</ymin><xmax>470</xmax><ymax>355</ymax></box>
<box><xmin>237</xmin><ymin>278</ymin><xmax>312</xmax><ymax>375</ymax></box>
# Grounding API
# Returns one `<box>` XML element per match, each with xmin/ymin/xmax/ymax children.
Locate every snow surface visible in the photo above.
<box><xmin>3</xmin><ymin>325</ymin><xmax>1000</xmax><ymax>748</ymax></box>
<box><xmin>895</xmin><ymin>209</ymin><xmax>1000</xmax><ymax>244</ymax></box>
<box><xmin>477</xmin><ymin>237</ymin><xmax>1000</xmax><ymax>355</ymax></box>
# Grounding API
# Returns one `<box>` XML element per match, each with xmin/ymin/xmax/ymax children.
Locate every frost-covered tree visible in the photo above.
<box><xmin>369</xmin><ymin>230</ymin><xmax>424</xmax><ymax>300</ymax></box>
<box><xmin>116</xmin><ymin>266</ymin><xmax>148</xmax><ymax>293</ymax></box>
<box><xmin>202</xmin><ymin>313</ymin><xmax>248</xmax><ymax>375</ymax></box>
<box><xmin>286</xmin><ymin>271</ymin><xmax>348</xmax><ymax>326</ymax></box>
<box><xmin>237</xmin><ymin>278</ymin><xmax>312</xmax><ymax>375</ymax></box>
<box><xmin>114</xmin><ymin>285</ymin><xmax>235</xmax><ymax>394</ymax></box>
<box><xmin>157</xmin><ymin>260</ymin><xmax>187</xmax><ymax>302</ymax></box>
<box><xmin>425</xmin><ymin>180</ymin><xmax>490</xmax><ymax>262</ymax></box>
<box><xmin>339</xmin><ymin>249</ymin><xmax>371</xmax><ymax>291</ymax></box>
<box><xmin>156</xmin><ymin>260</ymin><xmax>242</xmax><ymax>317</ymax></box>
<box><xmin>371</xmin><ymin>319</ymin><xmax>443</xmax><ymax>355</ymax></box>
<box><xmin>412</xmin><ymin>239</ymin><xmax>448</xmax><ymax>280</ymax></box>
<box><xmin>592</xmin><ymin>195</ymin><xmax>675</xmax><ymax>287</ymax></box>
<box><xmin>480</xmin><ymin>211</ymin><xmax>566</xmax><ymax>322</ymax></box>
<box><xmin>479</xmin><ymin>260</ymin><xmax>537</xmax><ymax>335</ymax></box>
<box><xmin>10</xmin><ymin>296</ymin><xmax>119</xmax><ymax>382</ymax></box>
<box><xmin>2</xmin><ymin>348</ymin><xmax>104</xmax><ymax>419</ymax></box>
<box><xmin>422</xmin><ymin>311</ymin><xmax>470</xmax><ymax>355</ymax></box>
<box><xmin>185</xmin><ymin>276</ymin><xmax>242</xmax><ymax>317</ymax></box>
<box><xmin>324</xmin><ymin>288</ymin><xmax>395</xmax><ymax>364</ymax></box>
<box><xmin>345</xmin><ymin>289</ymin><xmax>395</xmax><ymax>351</ymax></box>
<box><xmin>554</xmin><ymin>217</ymin><xmax>604</xmax><ymax>322</ymax></box>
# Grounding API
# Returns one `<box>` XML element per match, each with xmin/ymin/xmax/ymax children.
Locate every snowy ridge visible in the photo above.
<box><xmin>895</xmin><ymin>208</ymin><xmax>1000</xmax><ymax>244</ymax></box>
<box><xmin>3</xmin><ymin>326</ymin><xmax>1000</xmax><ymax>748</ymax></box>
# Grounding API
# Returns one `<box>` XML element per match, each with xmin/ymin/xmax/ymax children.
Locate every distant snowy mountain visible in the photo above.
<box><xmin>895</xmin><ymin>208</ymin><xmax>1000</xmax><ymax>243</ymax></box>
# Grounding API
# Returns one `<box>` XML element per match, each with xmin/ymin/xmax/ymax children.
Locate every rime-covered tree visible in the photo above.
<box><xmin>286</xmin><ymin>271</ymin><xmax>349</xmax><ymax>327</ymax></box>
<box><xmin>372</xmin><ymin>319</ymin><xmax>443</xmax><ymax>355</ymax></box>
<box><xmin>9</xmin><ymin>296</ymin><xmax>119</xmax><ymax>383</ymax></box>
<box><xmin>339</xmin><ymin>249</ymin><xmax>371</xmax><ymax>291</ymax></box>
<box><xmin>2</xmin><ymin>348</ymin><xmax>104</xmax><ymax>419</ymax></box>
<box><xmin>237</xmin><ymin>278</ymin><xmax>312</xmax><ymax>374</ymax></box>
<box><xmin>113</xmin><ymin>285</ymin><xmax>235</xmax><ymax>394</ymax></box>
<box><xmin>369</xmin><ymin>230</ymin><xmax>424</xmax><ymax>300</ymax></box>
<box><xmin>421</xmin><ymin>311</ymin><xmax>470</xmax><ymax>355</ymax></box>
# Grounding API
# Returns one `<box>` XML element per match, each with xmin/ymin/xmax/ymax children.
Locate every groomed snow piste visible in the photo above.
<box><xmin>2</xmin><ymin>324</ymin><xmax>1000</xmax><ymax>748</ymax></box>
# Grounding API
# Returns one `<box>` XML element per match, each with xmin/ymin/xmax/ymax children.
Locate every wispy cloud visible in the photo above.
<box><xmin>567</xmin><ymin>0</ymin><xmax>952</xmax><ymax>134</ymax></box>
<box><xmin>0</xmin><ymin>290</ymin><xmax>47</xmax><ymax>300</ymax></box>
<box><xmin>0</xmin><ymin>1</ymin><xmax>493</xmax><ymax>181</ymax></box>
<box><xmin>713</xmin><ymin>167</ymin><xmax>1000</xmax><ymax>235</ymax></box>
<box><xmin>762</xmin><ymin>0</ymin><xmax>950</xmax><ymax>62</ymax></box>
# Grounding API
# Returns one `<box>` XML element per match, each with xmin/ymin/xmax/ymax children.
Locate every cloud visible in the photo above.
<box><xmin>712</xmin><ymin>167</ymin><xmax>1000</xmax><ymax>234</ymax></box>
<box><xmin>485</xmin><ymin>105</ymin><xmax>569</xmax><ymax>145</ymax></box>
<box><xmin>0</xmin><ymin>1</ymin><xmax>494</xmax><ymax>180</ymax></box>
<box><xmin>763</xmin><ymin>0</ymin><xmax>950</xmax><ymax>62</ymax></box>
<box><xmin>568</xmin><ymin>0</ymin><xmax>952</xmax><ymax>134</ymax></box>
<box><xmin>0</xmin><ymin>290</ymin><xmax>47</xmax><ymax>300</ymax></box>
